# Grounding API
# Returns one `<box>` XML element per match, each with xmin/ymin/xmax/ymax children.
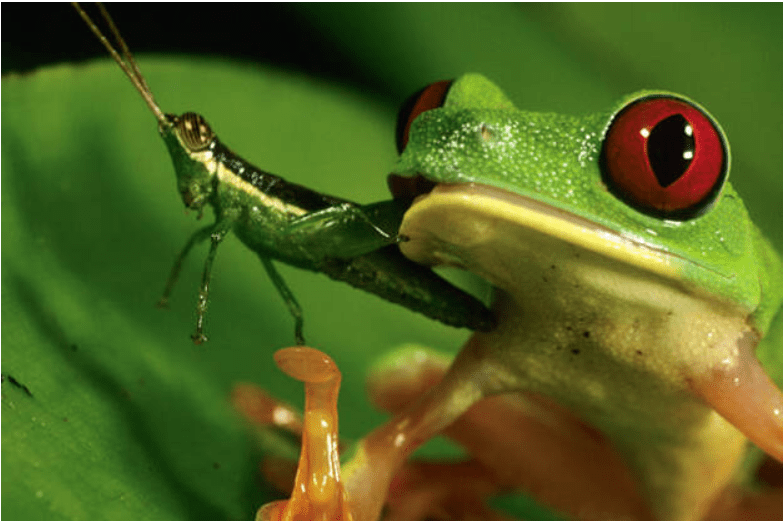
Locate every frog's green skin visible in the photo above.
<box><xmin>375</xmin><ymin>74</ymin><xmax>783</xmax><ymax>520</ymax></box>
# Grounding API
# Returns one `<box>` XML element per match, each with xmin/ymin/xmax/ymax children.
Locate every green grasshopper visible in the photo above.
<box><xmin>73</xmin><ymin>3</ymin><xmax>494</xmax><ymax>344</ymax></box>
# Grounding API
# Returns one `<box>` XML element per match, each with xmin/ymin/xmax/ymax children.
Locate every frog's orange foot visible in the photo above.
<box><xmin>246</xmin><ymin>347</ymin><xmax>353</xmax><ymax>521</ymax></box>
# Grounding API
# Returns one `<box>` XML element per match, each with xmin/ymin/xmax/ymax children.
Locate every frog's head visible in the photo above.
<box><xmin>390</xmin><ymin>74</ymin><xmax>783</xmax><ymax>464</ymax></box>
<box><xmin>390</xmin><ymin>74</ymin><xmax>771</xmax><ymax>327</ymax></box>
<box><xmin>159</xmin><ymin>112</ymin><xmax>218</xmax><ymax>215</ymax></box>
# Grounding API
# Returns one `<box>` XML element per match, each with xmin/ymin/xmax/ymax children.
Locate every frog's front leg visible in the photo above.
<box><xmin>366</xmin><ymin>345</ymin><xmax>655</xmax><ymax>521</ymax></box>
<box><xmin>334</xmin><ymin>336</ymin><xmax>656</xmax><ymax>521</ymax></box>
<box><xmin>244</xmin><ymin>347</ymin><xmax>352</xmax><ymax>521</ymax></box>
<box><xmin>365</xmin><ymin>343</ymin><xmax>783</xmax><ymax>521</ymax></box>
<box><xmin>235</xmin><ymin>341</ymin><xmax>502</xmax><ymax>521</ymax></box>
<box><xmin>235</xmin><ymin>339</ymin><xmax>781</xmax><ymax>521</ymax></box>
<box><xmin>335</xmin><ymin>334</ymin><xmax>553</xmax><ymax>521</ymax></box>
<box><xmin>234</xmin><ymin>340</ymin><xmax>649</xmax><ymax>521</ymax></box>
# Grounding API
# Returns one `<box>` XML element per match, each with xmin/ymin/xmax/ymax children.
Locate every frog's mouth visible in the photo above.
<box><xmin>388</xmin><ymin>173</ymin><xmax>681</xmax><ymax>283</ymax></box>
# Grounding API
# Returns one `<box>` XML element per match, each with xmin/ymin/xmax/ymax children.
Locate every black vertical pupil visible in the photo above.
<box><xmin>647</xmin><ymin>114</ymin><xmax>695</xmax><ymax>187</ymax></box>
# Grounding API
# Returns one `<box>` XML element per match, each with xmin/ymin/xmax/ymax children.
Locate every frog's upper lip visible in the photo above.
<box><xmin>393</xmin><ymin>173</ymin><xmax>668</xmax><ymax>254</ymax></box>
<box><xmin>436</xmin><ymin>182</ymin><xmax>665</xmax><ymax>251</ymax></box>
<box><xmin>397</xmin><ymin>176</ymin><xmax>690</xmax><ymax>283</ymax></box>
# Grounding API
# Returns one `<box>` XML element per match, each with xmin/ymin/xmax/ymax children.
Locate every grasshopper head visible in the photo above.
<box><xmin>159</xmin><ymin>112</ymin><xmax>218</xmax><ymax>213</ymax></box>
<box><xmin>73</xmin><ymin>5</ymin><xmax>218</xmax><ymax>215</ymax></box>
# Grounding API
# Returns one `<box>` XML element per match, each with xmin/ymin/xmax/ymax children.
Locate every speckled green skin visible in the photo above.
<box><xmin>395</xmin><ymin>74</ymin><xmax>783</xmax><ymax>335</ymax></box>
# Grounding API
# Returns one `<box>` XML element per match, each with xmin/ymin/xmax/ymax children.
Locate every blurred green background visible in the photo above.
<box><xmin>3</xmin><ymin>4</ymin><xmax>782</xmax><ymax>521</ymax></box>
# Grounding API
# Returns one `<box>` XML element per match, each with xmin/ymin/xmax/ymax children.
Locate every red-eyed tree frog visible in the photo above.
<box><xmin>236</xmin><ymin>74</ymin><xmax>783</xmax><ymax>521</ymax></box>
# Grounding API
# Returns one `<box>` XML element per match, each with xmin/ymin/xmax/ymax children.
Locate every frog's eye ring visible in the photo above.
<box><xmin>600</xmin><ymin>95</ymin><xmax>728</xmax><ymax>220</ymax></box>
<box><xmin>396</xmin><ymin>80</ymin><xmax>453</xmax><ymax>154</ymax></box>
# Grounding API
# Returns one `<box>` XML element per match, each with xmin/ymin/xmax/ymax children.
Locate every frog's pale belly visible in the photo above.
<box><xmin>399</xmin><ymin>184</ymin><xmax>758</xmax><ymax>520</ymax></box>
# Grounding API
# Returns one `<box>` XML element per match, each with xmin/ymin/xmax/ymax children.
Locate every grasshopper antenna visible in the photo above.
<box><xmin>72</xmin><ymin>2</ymin><xmax>169</xmax><ymax>127</ymax></box>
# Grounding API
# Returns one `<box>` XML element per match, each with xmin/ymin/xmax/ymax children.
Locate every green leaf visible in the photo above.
<box><xmin>3</xmin><ymin>5</ymin><xmax>781</xmax><ymax>521</ymax></box>
<box><xmin>1</xmin><ymin>59</ymin><xmax>472</xmax><ymax>521</ymax></box>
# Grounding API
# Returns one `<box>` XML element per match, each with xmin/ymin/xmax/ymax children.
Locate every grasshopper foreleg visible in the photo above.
<box><xmin>158</xmin><ymin>223</ymin><xmax>216</xmax><ymax>309</ymax></box>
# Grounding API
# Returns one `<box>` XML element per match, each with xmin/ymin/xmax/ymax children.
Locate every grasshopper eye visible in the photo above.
<box><xmin>600</xmin><ymin>95</ymin><xmax>728</xmax><ymax>220</ymax></box>
<box><xmin>177</xmin><ymin>112</ymin><xmax>215</xmax><ymax>152</ymax></box>
<box><xmin>396</xmin><ymin>80</ymin><xmax>453</xmax><ymax>154</ymax></box>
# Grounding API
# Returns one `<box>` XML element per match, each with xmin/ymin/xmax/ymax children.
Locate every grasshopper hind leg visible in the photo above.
<box><xmin>260</xmin><ymin>256</ymin><xmax>305</xmax><ymax>345</ymax></box>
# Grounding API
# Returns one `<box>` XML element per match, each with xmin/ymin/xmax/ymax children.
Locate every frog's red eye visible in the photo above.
<box><xmin>600</xmin><ymin>95</ymin><xmax>728</xmax><ymax>220</ymax></box>
<box><xmin>396</xmin><ymin>80</ymin><xmax>453</xmax><ymax>154</ymax></box>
